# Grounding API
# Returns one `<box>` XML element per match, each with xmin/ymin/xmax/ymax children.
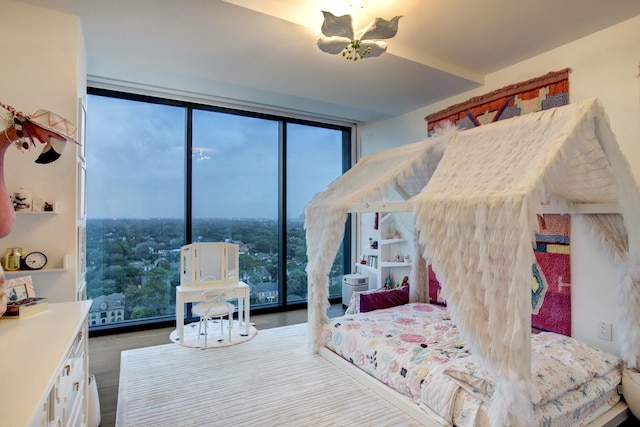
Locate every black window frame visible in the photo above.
<box><xmin>87</xmin><ymin>87</ymin><xmax>352</xmax><ymax>335</ymax></box>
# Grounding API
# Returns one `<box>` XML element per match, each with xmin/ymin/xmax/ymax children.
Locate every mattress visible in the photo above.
<box><xmin>321</xmin><ymin>303</ymin><xmax>622</xmax><ymax>426</ymax></box>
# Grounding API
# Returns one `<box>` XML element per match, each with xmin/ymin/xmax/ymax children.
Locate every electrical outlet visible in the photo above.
<box><xmin>598</xmin><ymin>321</ymin><xmax>612</xmax><ymax>341</ymax></box>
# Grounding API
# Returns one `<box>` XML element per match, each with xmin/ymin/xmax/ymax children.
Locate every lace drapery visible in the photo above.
<box><xmin>304</xmin><ymin>134</ymin><xmax>450</xmax><ymax>351</ymax></box>
<box><xmin>414</xmin><ymin>99</ymin><xmax>638</xmax><ymax>426</ymax></box>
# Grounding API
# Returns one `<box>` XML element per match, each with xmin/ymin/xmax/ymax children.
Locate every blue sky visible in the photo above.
<box><xmin>86</xmin><ymin>95</ymin><xmax>344</xmax><ymax>219</ymax></box>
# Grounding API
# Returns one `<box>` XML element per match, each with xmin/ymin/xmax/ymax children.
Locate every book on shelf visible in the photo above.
<box><xmin>3</xmin><ymin>297</ymin><xmax>48</xmax><ymax>319</ymax></box>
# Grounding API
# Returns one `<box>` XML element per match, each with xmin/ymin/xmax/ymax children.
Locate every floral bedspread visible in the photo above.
<box><xmin>321</xmin><ymin>303</ymin><xmax>622</xmax><ymax>426</ymax></box>
<box><xmin>322</xmin><ymin>303</ymin><xmax>469</xmax><ymax>403</ymax></box>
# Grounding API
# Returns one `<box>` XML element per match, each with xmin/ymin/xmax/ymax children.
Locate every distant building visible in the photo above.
<box><xmin>254</xmin><ymin>282</ymin><xmax>278</xmax><ymax>303</ymax></box>
<box><xmin>89</xmin><ymin>293</ymin><xmax>125</xmax><ymax>326</ymax></box>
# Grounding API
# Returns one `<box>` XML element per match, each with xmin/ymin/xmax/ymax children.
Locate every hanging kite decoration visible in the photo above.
<box><xmin>316</xmin><ymin>11</ymin><xmax>402</xmax><ymax>61</ymax></box>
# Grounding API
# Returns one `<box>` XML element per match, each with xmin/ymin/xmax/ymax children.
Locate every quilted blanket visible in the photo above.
<box><xmin>321</xmin><ymin>303</ymin><xmax>622</xmax><ymax>426</ymax></box>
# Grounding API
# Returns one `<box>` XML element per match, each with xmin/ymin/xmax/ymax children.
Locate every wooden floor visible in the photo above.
<box><xmin>88</xmin><ymin>306</ymin><xmax>339</xmax><ymax>427</ymax></box>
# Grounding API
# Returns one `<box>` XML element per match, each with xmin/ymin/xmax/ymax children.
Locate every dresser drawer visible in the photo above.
<box><xmin>29</xmin><ymin>399</ymin><xmax>49</xmax><ymax>427</ymax></box>
<box><xmin>65</xmin><ymin>394</ymin><xmax>86</xmax><ymax>427</ymax></box>
<box><xmin>54</xmin><ymin>330</ymin><xmax>86</xmax><ymax>420</ymax></box>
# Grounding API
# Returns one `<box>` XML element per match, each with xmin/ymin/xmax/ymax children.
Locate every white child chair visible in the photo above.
<box><xmin>191</xmin><ymin>289</ymin><xmax>236</xmax><ymax>348</ymax></box>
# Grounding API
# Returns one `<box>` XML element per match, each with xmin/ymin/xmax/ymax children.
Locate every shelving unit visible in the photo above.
<box><xmin>6</xmin><ymin>202</ymin><xmax>64</xmax><ymax>275</ymax></box>
<box><xmin>354</xmin><ymin>211</ymin><xmax>413</xmax><ymax>289</ymax></box>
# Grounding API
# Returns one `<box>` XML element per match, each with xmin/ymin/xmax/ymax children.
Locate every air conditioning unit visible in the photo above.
<box><xmin>343</xmin><ymin>273</ymin><xmax>369</xmax><ymax>287</ymax></box>
<box><xmin>342</xmin><ymin>274</ymin><xmax>369</xmax><ymax>306</ymax></box>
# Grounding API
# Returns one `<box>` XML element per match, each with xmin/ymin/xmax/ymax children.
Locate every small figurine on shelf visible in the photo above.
<box><xmin>385</xmin><ymin>276</ymin><xmax>392</xmax><ymax>289</ymax></box>
<box><xmin>393</xmin><ymin>229</ymin><xmax>401</xmax><ymax>239</ymax></box>
<box><xmin>360</xmin><ymin>254</ymin><xmax>367</xmax><ymax>265</ymax></box>
<box><xmin>13</xmin><ymin>188</ymin><xmax>32</xmax><ymax>212</ymax></box>
<box><xmin>401</xmin><ymin>276</ymin><xmax>409</xmax><ymax>287</ymax></box>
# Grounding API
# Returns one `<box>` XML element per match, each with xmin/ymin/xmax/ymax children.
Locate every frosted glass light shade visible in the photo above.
<box><xmin>180</xmin><ymin>242</ymin><xmax>239</xmax><ymax>286</ymax></box>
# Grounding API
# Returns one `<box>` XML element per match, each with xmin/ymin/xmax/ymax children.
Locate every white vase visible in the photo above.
<box><xmin>88</xmin><ymin>374</ymin><xmax>101</xmax><ymax>427</ymax></box>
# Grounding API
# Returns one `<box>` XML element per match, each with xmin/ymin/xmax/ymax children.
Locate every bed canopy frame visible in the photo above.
<box><xmin>304</xmin><ymin>98</ymin><xmax>640</xmax><ymax>426</ymax></box>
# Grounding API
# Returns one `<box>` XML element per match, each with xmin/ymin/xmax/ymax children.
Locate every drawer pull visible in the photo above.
<box><xmin>64</xmin><ymin>365</ymin><xmax>71</xmax><ymax>376</ymax></box>
<box><xmin>73</xmin><ymin>382</ymin><xmax>80</xmax><ymax>392</ymax></box>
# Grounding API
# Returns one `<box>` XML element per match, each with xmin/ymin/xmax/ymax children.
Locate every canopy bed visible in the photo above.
<box><xmin>304</xmin><ymin>98</ymin><xmax>640</xmax><ymax>426</ymax></box>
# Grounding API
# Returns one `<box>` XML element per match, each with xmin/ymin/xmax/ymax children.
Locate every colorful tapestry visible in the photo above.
<box><xmin>426</xmin><ymin>69</ymin><xmax>572</xmax><ymax>335</ymax></box>
<box><xmin>425</xmin><ymin>68</ymin><xmax>570</xmax><ymax>134</ymax></box>
<box><xmin>532</xmin><ymin>214</ymin><xmax>571</xmax><ymax>335</ymax></box>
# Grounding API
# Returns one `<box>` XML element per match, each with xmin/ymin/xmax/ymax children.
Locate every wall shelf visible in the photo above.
<box><xmin>380</xmin><ymin>261</ymin><xmax>411</xmax><ymax>268</ymax></box>
<box><xmin>15</xmin><ymin>211</ymin><xmax>58</xmax><ymax>215</ymax></box>
<box><xmin>3</xmin><ymin>255</ymin><xmax>69</xmax><ymax>277</ymax></box>
<box><xmin>356</xmin><ymin>211</ymin><xmax>413</xmax><ymax>288</ymax></box>
<box><xmin>354</xmin><ymin>263</ymin><xmax>377</xmax><ymax>274</ymax></box>
<box><xmin>14</xmin><ymin>201</ymin><xmax>60</xmax><ymax>214</ymax></box>
<box><xmin>380</xmin><ymin>238</ymin><xmax>406</xmax><ymax>245</ymax></box>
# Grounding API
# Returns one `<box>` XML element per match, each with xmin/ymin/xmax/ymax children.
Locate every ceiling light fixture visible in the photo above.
<box><xmin>316</xmin><ymin>4</ymin><xmax>401</xmax><ymax>61</ymax></box>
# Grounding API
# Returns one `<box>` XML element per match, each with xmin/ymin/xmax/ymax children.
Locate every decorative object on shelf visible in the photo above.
<box><xmin>3</xmin><ymin>296</ymin><xmax>48</xmax><ymax>318</ymax></box>
<box><xmin>3</xmin><ymin>247</ymin><xmax>23</xmax><ymax>271</ymax></box>
<box><xmin>385</xmin><ymin>275</ymin><xmax>392</xmax><ymax>289</ymax></box>
<box><xmin>31</xmin><ymin>196</ymin><xmax>45</xmax><ymax>212</ymax></box>
<box><xmin>5</xmin><ymin>282</ymin><xmax>28</xmax><ymax>302</ymax></box>
<box><xmin>2</xmin><ymin>275</ymin><xmax>45</xmax><ymax>318</ymax></box>
<box><xmin>21</xmin><ymin>251</ymin><xmax>47</xmax><ymax>270</ymax></box>
<box><xmin>0</xmin><ymin>100</ymin><xmax>78</xmax><ymax>164</ymax></box>
<box><xmin>4</xmin><ymin>276</ymin><xmax>35</xmax><ymax>299</ymax></box>
<box><xmin>316</xmin><ymin>2</ymin><xmax>401</xmax><ymax>61</ymax></box>
<box><xmin>12</xmin><ymin>188</ymin><xmax>32</xmax><ymax>212</ymax></box>
<box><xmin>180</xmin><ymin>242</ymin><xmax>239</xmax><ymax>287</ymax></box>
<box><xmin>366</xmin><ymin>255</ymin><xmax>378</xmax><ymax>268</ymax></box>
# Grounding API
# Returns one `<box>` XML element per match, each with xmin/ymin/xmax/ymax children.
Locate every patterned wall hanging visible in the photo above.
<box><xmin>426</xmin><ymin>68</ymin><xmax>572</xmax><ymax>336</ymax></box>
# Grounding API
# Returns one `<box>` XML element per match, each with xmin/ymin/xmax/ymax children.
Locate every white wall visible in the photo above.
<box><xmin>358</xmin><ymin>15</ymin><xmax>640</xmax><ymax>356</ymax></box>
<box><xmin>1</xmin><ymin>1</ymin><xmax>85</xmax><ymax>302</ymax></box>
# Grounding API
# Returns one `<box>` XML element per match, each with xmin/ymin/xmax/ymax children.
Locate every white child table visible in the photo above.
<box><xmin>176</xmin><ymin>281</ymin><xmax>250</xmax><ymax>342</ymax></box>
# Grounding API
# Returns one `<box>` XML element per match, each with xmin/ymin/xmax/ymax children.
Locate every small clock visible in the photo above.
<box><xmin>22</xmin><ymin>251</ymin><xmax>47</xmax><ymax>270</ymax></box>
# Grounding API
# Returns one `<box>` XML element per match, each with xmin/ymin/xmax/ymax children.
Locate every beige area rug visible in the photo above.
<box><xmin>116</xmin><ymin>323</ymin><xmax>422</xmax><ymax>427</ymax></box>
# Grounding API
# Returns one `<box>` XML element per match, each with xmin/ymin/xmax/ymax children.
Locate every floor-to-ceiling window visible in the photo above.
<box><xmin>191</xmin><ymin>109</ymin><xmax>280</xmax><ymax>304</ymax></box>
<box><xmin>85</xmin><ymin>89</ymin><xmax>351</xmax><ymax>330</ymax></box>
<box><xmin>85</xmin><ymin>94</ymin><xmax>186</xmax><ymax>327</ymax></box>
<box><xmin>285</xmin><ymin>123</ymin><xmax>347</xmax><ymax>303</ymax></box>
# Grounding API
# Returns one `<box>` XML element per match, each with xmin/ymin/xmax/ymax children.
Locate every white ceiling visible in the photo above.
<box><xmin>15</xmin><ymin>0</ymin><xmax>640</xmax><ymax>123</ymax></box>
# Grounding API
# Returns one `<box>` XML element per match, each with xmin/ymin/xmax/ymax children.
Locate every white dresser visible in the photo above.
<box><xmin>0</xmin><ymin>301</ymin><xmax>92</xmax><ymax>426</ymax></box>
